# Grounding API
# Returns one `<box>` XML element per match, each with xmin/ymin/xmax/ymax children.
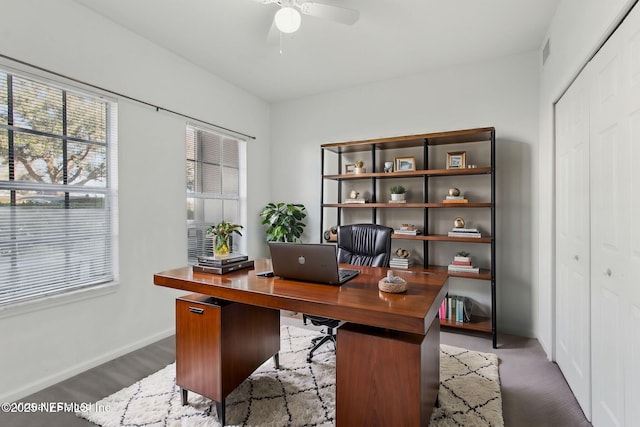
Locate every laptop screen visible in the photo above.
<box><xmin>268</xmin><ymin>242</ymin><xmax>359</xmax><ymax>285</ymax></box>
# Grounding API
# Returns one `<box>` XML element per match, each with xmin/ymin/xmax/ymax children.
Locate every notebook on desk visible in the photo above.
<box><xmin>268</xmin><ymin>242</ymin><xmax>360</xmax><ymax>285</ymax></box>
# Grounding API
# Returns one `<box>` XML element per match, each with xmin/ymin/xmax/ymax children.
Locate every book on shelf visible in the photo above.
<box><xmin>447</xmin><ymin>264</ymin><xmax>480</xmax><ymax>274</ymax></box>
<box><xmin>451</xmin><ymin>227</ymin><xmax>479</xmax><ymax>233</ymax></box>
<box><xmin>394</xmin><ymin>229</ymin><xmax>421</xmax><ymax>235</ymax></box>
<box><xmin>389</xmin><ymin>257</ymin><xmax>414</xmax><ymax>269</ymax></box>
<box><xmin>453</xmin><ymin>255</ymin><xmax>472</xmax><ymax>263</ymax></box>
<box><xmin>197</xmin><ymin>253</ymin><xmax>248</xmax><ymax>266</ymax></box>
<box><xmin>388</xmin><ymin>199</ymin><xmax>407</xmax><ymax>203</ymax></box>
<box><xmin>344</xmin><ymin>198</ymin><xmax>366</xmax><ymax>204</ymax></box>
<box><xmin>390</xmin><ymin>256</ymin><xmax>412</xmax><ymax>263</ymax></box>
<box><xmin>448</xmin><ymin>231</ymin><xmax>482</xmax><ymax>238</ymax></box>
<box><xmin>445</xmin><ymin>195</ymin><xmax>465</xmax><ymax>200</ymax></box>
<box><xmin>389</xmin><ymin>263</ymin><xmax>412</xmax><ymax>269</ymax></box>
<box><xmin>442</xmin><ymin>199</ymin><xmax>469</xmax><ymax>204</ymax></box>
<box><xmin>440</xmin><ymin>295</ymin><xmax>473</xmax><ymax>323</ymax></box>
<box><xmin>451</xmin><ymin>259</ymin><xmax>472</xmax><ymax>266</ymax></box>
<box><xmin>193</xmin><ymin>259</ymin><xmax>255</xmax><ymax>275</ymax></box>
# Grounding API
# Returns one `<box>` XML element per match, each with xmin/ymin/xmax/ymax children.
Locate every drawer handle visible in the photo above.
<box><xmin>189</xmin><ymin>307</ymin><xmax>204</xmax><ymax>314</ymax></box>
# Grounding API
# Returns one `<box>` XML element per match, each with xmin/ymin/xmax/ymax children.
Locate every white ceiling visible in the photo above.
<box><xmin>73</xmin><ymin>0</ymin><xmax>560</xmax><ymax>103</ymax></box>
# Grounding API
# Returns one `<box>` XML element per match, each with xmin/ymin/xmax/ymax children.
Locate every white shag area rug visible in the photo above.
<box><xmin>77</xmin><ymin>325</ymin><xmax>503</xmax><ymax>426</ymax></box>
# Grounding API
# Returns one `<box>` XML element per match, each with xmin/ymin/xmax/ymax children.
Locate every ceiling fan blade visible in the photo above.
<box><xmin>298</xmin><ymin>2</ymin><xmax>360</xmax><ymax>25</ymax></box>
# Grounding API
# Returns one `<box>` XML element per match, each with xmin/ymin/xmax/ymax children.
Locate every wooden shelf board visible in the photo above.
<box><xmin>391</xmin><ymin>234</ymin><xmax>492</xmax><ymax>243</ymax></box>
<box><xmin>321</xmin><ymin>127</ymin><xmax>494</xmax><ymax>153</ymax></box>
<box><xmin>323</xmin><ymin>167</ymin><xmax>492</xmax><ymax>180</ymax></box>
<box><xmin>385</xmin><ymin>265</ymin><xmax>491</xmax><ymax>281</ymax></box>
<box><xmin>426</xmin><ymin>202</ymin><xmax>492</xmax><ymax>208</ymax></box>
<box><xmin>425</xmin><ymin>265</ymin><xmax>492</xmax><ymax>280</ymax></box>
<box><xmin>323</xmin><ymin>203</ymin><xmax>492</xmax><ymax>209</ymax></box>
<box><xmin>440</xmin><ymin>316</ymin><xmax>492</xmax><ymax>333</ymax></box>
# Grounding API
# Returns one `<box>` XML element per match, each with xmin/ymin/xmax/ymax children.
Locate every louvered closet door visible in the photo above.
<box><xmin>554</xmin><ymin>67</ymin><xmax>592</xmax><ymax>420</ymax></box>
<box><xmin>589</xmin><ymin>4</ymin><xmax>640</xmax><ymax>425</ymax></box>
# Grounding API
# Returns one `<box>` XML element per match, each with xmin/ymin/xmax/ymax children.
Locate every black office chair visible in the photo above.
<box><xmin>304</xmin><ymin>223</ymin><xmax>393</xmax><ymax>362</ymax></box>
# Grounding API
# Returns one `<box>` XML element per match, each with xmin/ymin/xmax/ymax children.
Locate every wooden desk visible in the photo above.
<box><xmin>154</xmin><ymin>259</ymin><xmax>448</xmax><ymax>426</ymax></box>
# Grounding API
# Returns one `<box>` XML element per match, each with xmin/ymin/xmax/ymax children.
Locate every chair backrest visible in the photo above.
<box><xmin>337</xmin><ymin>224</ymin><xmax>393</xmax><ymax>267</ymax></box>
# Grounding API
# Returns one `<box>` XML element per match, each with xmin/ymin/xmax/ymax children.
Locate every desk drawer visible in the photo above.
<box><xmin>175</xmin><ymin>293</ymin><xmax>280</xmax><ymax>402</ymax></box>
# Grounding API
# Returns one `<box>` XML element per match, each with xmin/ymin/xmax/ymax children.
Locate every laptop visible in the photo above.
<box><xmin>268</xmin><ymin>242</ymin><xmax>360</xmax><ymax>285</ymax></box>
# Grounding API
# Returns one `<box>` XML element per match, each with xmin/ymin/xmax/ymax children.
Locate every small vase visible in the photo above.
<box><xmin>214</xmin><ymin>235</ymin><xmax>231</xmax><ymax>257</ymax></box>
<box><xmin>390</xmin><ymin>193</ymin><xmax>405</xmax><ymax>202</ymax></box>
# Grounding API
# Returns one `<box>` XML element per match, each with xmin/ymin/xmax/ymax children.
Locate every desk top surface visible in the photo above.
<box><xmin>154</xmin><ymin>259</ymin><xmax>448</xmax><ymax>335</ymax></box>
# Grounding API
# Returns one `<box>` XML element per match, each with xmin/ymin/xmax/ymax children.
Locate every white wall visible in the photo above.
<box><xmin>536</xmin><ymin>0</ymin><xmax>635</xmax><ymax>357</ymax></box>
<box><xmin>0</xmin><ymin>0</ymin><xmax>271</xmax><ymax>402</ymax></box>
<box><xmin>271</xmin><ymin>52</ymin><xmax>540</xmax><ymax>337</ymax></box>
<box><xmin>3</xmin><ymin>0</ymin><xmax>633</xmax><ymax>401</ymax></box>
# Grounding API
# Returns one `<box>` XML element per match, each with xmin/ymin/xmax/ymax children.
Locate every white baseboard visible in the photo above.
<box><xmin>1</xmin><ymin>327</ymin><xmax>175</xmax><ymax>403</ymax></box>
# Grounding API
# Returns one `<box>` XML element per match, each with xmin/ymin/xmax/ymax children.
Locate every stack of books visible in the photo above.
<box><xmin>447</xmin><ymin>254</ymin><xmax>480</xmax><ymax>274</ymax></box>
<box><xmin>344</xmin><ymin>198</ymin><xmax>366</xmax><ymax>204</ymax></box>
<box><xmin>388</xmin><ymin>198</ymin><xmax>407</xmax><ymax>204</ymax></box>
<box><xmin>394</xmin><ymin>224</ymin><xmax>421</xmax><ymax>235</ymax></box>
<box><xmin>194</xmin><ymin>253</ymin><xmax>254</xmax><ymax>274</ymax></box>
<box><xmin>442</xmin><ymin>195</ymin><xmax>469</xmax><ymax>204</ymax></box>
<box><xmin>439</xmin><ymin>295</ymin><xmax>472</xmax><ymax>323</ymax></box>
<box><xmin>389</xmin><ymin>257</ymin><xmax>414</xmax><ymax>269</ymax></box>
<box><xmin>447</xmin><ymin>227</ymin><xmax>481</xmax><ymax>238</ymax></box>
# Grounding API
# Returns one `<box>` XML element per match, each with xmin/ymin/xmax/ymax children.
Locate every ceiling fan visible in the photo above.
<box><xmin>253</xmin><ymin>0</ymin><xmax>360</xmax><ymax>34</ymax></box>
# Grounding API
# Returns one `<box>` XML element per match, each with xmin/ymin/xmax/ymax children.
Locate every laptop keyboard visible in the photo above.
<box><xmin>339</xmin><ymin>268</ymin><xmax>359</xmax><ymax>281</ymax></box>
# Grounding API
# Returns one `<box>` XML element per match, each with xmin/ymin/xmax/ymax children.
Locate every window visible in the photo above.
<box><xmin>186</xmin><ymin>125</ymin><xmax>245</xmax><ymax>263</ymax></box>
<box><xmin>0</xmin><ymin>68</ymin><xmax>118</xmax><ymax>306</ymax></box>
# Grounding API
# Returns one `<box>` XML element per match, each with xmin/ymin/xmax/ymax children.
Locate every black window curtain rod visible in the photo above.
<box><xmin>0</xmin><ymin>53</ymin><xmax>256</xmax><ymax>141</ymax></box>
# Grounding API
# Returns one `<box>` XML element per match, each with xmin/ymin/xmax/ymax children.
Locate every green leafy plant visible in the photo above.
<box><xmin>259</xmin><ymin>202</ymin><xmax>307</xmax><ymax>242</ymax></box>
<box><xmin>206</xmin><ymin>220</ymin><xmax>243</xmax><ymax>255</ymax></box>
<box><xmin>389</xmin><ymin>185</ymin><xmax>406</xmax><ymax>194</ymax></box>
<box><xmin>456</xmin><ymin>251</ymin><xmax>470</xmax><ymax>257</ymax></box>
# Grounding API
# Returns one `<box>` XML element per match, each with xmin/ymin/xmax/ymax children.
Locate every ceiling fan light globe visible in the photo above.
<box><xmin>275</xmin><ymin>7</ymin><xmax>301</xmax><ymax>33</ymax></box>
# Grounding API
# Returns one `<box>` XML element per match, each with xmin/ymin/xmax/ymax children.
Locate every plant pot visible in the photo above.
<box><xmin>214</xmin><ymin>235</ymin><xmax>231</xmax><ymax>257</ymax></box>
<box><xmin>390</xmin><ymin>193</ymin><xmax>405</xmax><ymax>202</ymax></box>
<box><xmin>354</xmin><ymin>167</ymin><xmax>366</xmax><ymax>174</ymax></box>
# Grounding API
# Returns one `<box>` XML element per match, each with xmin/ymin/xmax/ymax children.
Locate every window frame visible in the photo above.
<box><xmin>0</xmin><ymin>64</ymin><xmax>119</xmax><ymax>312</ymax></box>
<box><xmin>186</xmin><ymin>124</ymin><xmax>247</xmax><ymax>263</ymax></box>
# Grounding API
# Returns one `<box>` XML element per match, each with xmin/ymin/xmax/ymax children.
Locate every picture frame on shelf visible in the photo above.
<box><xmin>394</xmin><ymin>156</ymin><xmax>416</xmax><ymax>171</ymax></box>
<box><xmin>344</xmin><ymin>163</ymin><xmax>355</xmax><ymax>174</ymax></box>
<box><xmin>446</xmin><ymin>151</ymin><xmax>467</xmax><ymax>169</ymax></box>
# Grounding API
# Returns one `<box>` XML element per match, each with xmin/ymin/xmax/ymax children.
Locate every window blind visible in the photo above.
<box><xmin>0</xmin><ymin>69</ymin><xmax>118</xmax><ymax>306</ymax></box>
<box><xmin>186</xmin><ymin>125</ymin><xmax>243</xmax><ymax>263</ymax></box>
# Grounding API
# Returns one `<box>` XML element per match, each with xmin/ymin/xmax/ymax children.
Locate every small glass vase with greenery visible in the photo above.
<box><xmin>259</xmin><ymin>202</ymin><xmax>307</xmax><ymax>242</ymax></box>
<box><xmin>207</xmin><ymin>220</ymin><xmax>243</xmax><ymax>257</ymax></box>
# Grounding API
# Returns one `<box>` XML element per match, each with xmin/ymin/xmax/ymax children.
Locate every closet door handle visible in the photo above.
<box><xmin>603</xmin><ymin>268</ymin><xmax>612</xmax><ymax>277</ymax></box>
<box><xmin>573</xmin><ymin>255</ymin><xmax>579</xmax><ymax>261</ymax></box>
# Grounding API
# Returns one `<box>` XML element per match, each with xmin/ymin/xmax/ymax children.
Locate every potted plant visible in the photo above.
<box><xmin>259</xmin><ymin>202</ymin><xmax>307</xmax><ymax>242</ymax></box>
<box><xmin>389</xmin><ymin>185</ymin><xmax>406</xmax><ymax>202</ymax></box>
<box><xmin>207</xmin><ymin>220</ymin><xmax>243</xmax><ymax>257</ymax></box>
<box><xmin>354</xmin><ymin>160</ymin><xmax>366</xmax><ymax>174</ymax></box>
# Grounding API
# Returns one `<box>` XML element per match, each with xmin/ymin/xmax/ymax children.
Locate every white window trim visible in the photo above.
<box><xmin>0</xmin><ymin>60</ymin><xmax>119</xmax><ymax>309</ymax></box>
